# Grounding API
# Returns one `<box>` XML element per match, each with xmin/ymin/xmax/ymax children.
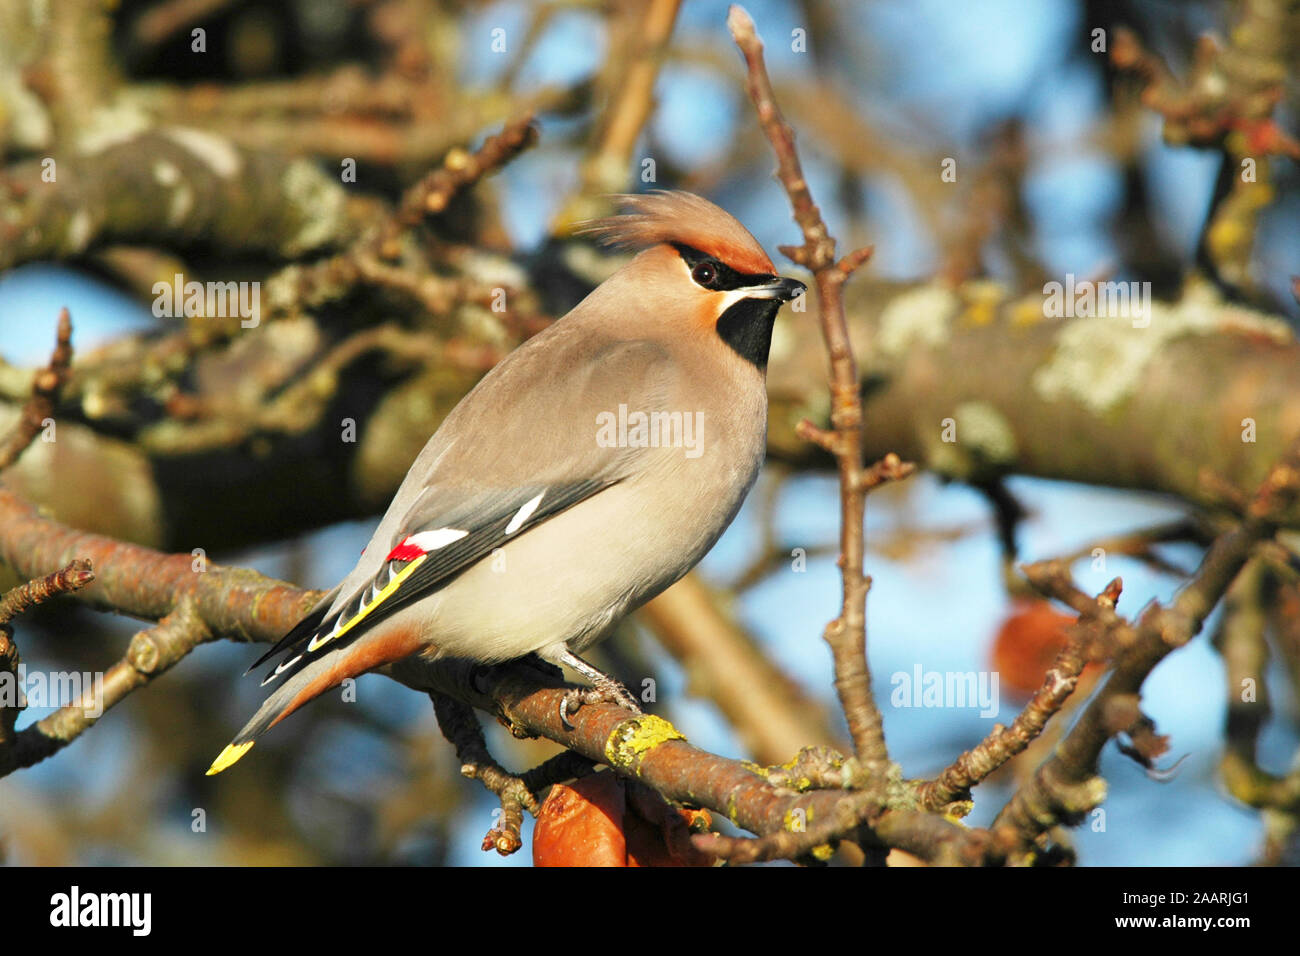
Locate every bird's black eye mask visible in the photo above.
<box><xmin>672</xmin><ymin>242</ymin><xmax>786</xmax><ymax>370</ymax></box>
<box><xmin>672</xmin><ymin>243</ymin><xmax>777</xmax><ymax>291</ymax></box>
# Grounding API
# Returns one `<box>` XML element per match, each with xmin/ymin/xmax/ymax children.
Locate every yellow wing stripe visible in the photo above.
<box><xmin>206</xmin><ymin>741</ymin><xmax>255</xmax><ymax>776</ymax></box>
<box><xmin>306</xmin><ymin>553</ymin><xmax>429</xmax><ymax>653</ymax></box>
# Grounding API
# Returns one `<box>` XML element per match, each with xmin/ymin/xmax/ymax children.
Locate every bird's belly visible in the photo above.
<box><xmin>421</xmin><ymin>456</ymin><xmax>758</xmax><ymax>663</ymax></box>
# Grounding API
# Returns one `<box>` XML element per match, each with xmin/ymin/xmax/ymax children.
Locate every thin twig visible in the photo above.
<box><xmin>0</xmin><ymin>309</ymin><xmax>73</xmax><ymax>471</ymax></box>
<box><xmin>1217</xmin><ymin>560</ymin><xmax>1300</xmax><ymax>812</ymax></box>
<box><xmin>0</xmin><ymin>601</ymin><xmax>211</xmax><ymax>775</ymax></box>
<box><xmin>0</xmin><ymin>559</ymin><xmax>96</xmax><ymax>744</ymax></box>
<box><xmin>995</xmin><ymin>433</ymin><xmax>1300</xmax><ymax>848</ymax></box>
<box><xmin>430</xmin><ymin>691</ymin><xmax>541</xmax><ymax>856</ymax></box>
<box><xmin>694</xmin><ymin>797</ymin><xmax>869</xmax><ymax>865</ymax></box>
<box><xmin>0</xmin><ymin>558</ymin><xmax>95</xmax><ymax>627</ymax></box>
<box><xmin>393</xmin><ymin>113</ymin><xmax>540</xmax><ymax>228</ymax></box>
<box><xmin>729</xmin><ymin>4</ymin><xmax>896</xmax><ymax>780</ymax></box>
<box><xmin>917</xmin><ymin>574</ymin><xmax>1122</xmax><ymax>812</ymax></box>
<box><xmin>0</xmin><ymin>487</ymin><xmax>320</xmax><ymax>776</ymax></box>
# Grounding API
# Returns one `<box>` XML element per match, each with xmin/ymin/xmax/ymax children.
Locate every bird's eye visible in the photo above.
<box><xmin>691</xmin><ymin>261</ymin><xmax>719</xmax><ymax>288</ymax></box>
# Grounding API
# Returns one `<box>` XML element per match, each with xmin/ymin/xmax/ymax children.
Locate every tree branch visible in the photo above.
<box><xmin>0</xmin><ymin>308</ymin><xmax>73</xmax><ymax>471</ymax></box>
<box><xmin>0</xmin><ymin>483</ymin><xmax>1004</xmax><ymax>863</ymax></box>
<box><xmin>994</xmin><ymin>432</ymin><xmax>1300</xmax><ymax>851</ymax></box>
<box><xmin>729</xmin><ymin>3</ymin><xmax>899</xmax><ymax>782</ymax></box>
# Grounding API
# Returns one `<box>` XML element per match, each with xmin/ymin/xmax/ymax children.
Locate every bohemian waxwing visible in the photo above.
<box><xmin>207</xmin><ymin>191</ymin><xmax>805</xmax><ymax>774</ymax></box>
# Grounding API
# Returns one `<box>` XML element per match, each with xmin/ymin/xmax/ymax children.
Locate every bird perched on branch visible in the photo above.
<box><xmin>208</xmin><ymin>191</ymin><xmax>806</xmax><ymax>774</ymax></box>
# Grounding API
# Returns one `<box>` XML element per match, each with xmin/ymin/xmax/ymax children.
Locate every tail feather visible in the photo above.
<box><xmin>243</xmin><ymin>585</ymin><xmax>341</xmax><ymax>675</ymax></box>
<box><xmin>207</xmin><ymin>618</ymin><xmax>424</xmax><ymax>775</ymax></box>
<box><xmin>206</xmin><ymin>658</ymin><xmax>332</xmax><ymax>775</ymax></box>
<box><xmin>207</xmin><ymin>741</ymin><xmax>255</xmax><ymax>775</ymax></box>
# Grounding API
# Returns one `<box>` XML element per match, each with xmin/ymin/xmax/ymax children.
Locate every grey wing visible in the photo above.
<box><xmin>253</xmin><ymin>334</ymin><xmax>679</xmax><ymax>683</ymax></box>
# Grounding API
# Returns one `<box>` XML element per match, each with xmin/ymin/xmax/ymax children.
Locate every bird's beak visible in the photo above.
<box><xmin>745</xmin><ymin>277</ymin><xmax>807</xmax><ymax>301</ymax></box>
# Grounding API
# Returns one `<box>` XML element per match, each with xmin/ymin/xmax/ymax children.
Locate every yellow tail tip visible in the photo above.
<box><xmin>206</xmin><ymin>741</ymin><xmax>255</xmax><ymax>775</ymax></box>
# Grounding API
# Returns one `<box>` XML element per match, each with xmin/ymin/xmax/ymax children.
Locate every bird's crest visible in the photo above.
<box><xmin>581</xmin><ymin>191</ymin><xmax>776</xmax><ymax>276</ymax></box>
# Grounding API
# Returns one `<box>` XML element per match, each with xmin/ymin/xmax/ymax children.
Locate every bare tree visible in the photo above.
<box><xmin>1</xmin><ymin>0</ymin><xmax>1298</xmax><ymax>866</ymax></box>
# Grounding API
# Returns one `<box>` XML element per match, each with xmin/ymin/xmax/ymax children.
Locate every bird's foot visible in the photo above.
<box><xmin>558</xmin><ymin>676</ymin><xmax>642</xmax><ymax>729</ymax></box>
<box><xmin>547</xmin><ymin>648</ymin><xmax>642</xmax><ymax>729</ymax></box>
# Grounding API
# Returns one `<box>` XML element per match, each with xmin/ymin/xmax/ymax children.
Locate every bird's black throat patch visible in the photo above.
<box><xmin>716</xmin><ymin>296</ymin><xmax>782</xmax><ymax>370</ymax></box>
<box><xmin>671</xmin><ymin>242</ymin><xmax>787</xmax><ymax>369</ymax></box>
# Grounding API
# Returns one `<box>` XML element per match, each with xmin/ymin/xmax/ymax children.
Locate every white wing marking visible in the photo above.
<box><xmin>505</xmin><ymin>493</ymin><xmax>545</xmax><ymax>536</ymax></box>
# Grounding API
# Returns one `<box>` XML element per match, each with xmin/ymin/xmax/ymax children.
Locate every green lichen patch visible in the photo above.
<box><xmin>603</xmin><ymin>713</ymin><xmax>685</xmax><ymax>776</ymax></box>
<box><xmin>878</xmin><ymin>284</ymin><xmax>959</xmax><ymax>356</ymax></box>
<box><xmin>1033</xmin><ymin>283</ymin><xmax>1293</xmax><ymax>416</ymax></box>
<box><xmin>925</xmin><ymin>400</ymin><xmax>1018</xmax><ymax>481</ymax></box>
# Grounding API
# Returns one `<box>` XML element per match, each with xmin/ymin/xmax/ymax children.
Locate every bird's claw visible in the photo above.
<box><xmin>558</xmin><ymin>680</ymin><xmax>642</xmax><ymax>729</ymax></box>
